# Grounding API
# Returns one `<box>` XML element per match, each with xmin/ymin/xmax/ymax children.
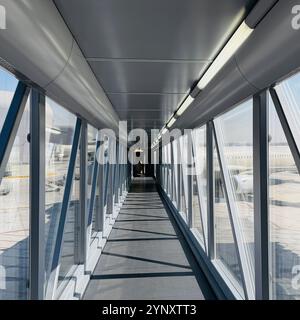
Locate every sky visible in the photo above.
<box><xmin>0</xmin><ymin>67</ymin><xmax>18</xmax><ymax>92</ymax></box>
<box><xmin>0</xmin><ymin>67</ymin><xmax>76</xmax><ymax>130</ymax></box>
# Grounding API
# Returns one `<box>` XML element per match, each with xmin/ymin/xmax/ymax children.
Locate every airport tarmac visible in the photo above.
<box><xmin>1</xmin><ymin>152</ymin><xmax>300</xmax><ymax>299</ymax></box>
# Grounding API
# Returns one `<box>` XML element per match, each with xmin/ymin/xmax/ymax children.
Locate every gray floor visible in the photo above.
<box><xmin>83</xmin><ymin>177</ymin><xmax>215</xmax><ymax>300</ymax></box>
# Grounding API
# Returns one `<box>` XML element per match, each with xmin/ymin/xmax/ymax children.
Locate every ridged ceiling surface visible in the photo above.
<box><xmin>54</xmin><ymin>0</ymin><xmax>257</xmax><ymax>132</ymax></box>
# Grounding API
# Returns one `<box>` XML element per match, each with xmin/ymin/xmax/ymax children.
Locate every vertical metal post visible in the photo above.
<box><xmin>114</xmin><ymin>141</ymin><xmax>120</xmax><ymax>204</ymax></box>
<box><xmin>172</xmin><ymin>144</ymin><xmax>176</xmax><ymax>201</ymax></box>
<box><xmin>187</xmin><ymin>132</ymin><xmax>193</xmax><ymax>228</ymax></box>
<box><xmin>119</xmin><ymin>144</ymin><xmax>123</xmax><ymax>197</ymax></box>
<box><xmin>96</xmin><ymin>142</ymin><xmax>105</xmax><ymax>232</ymax></box>
<box><xmin>207</xmin><ymin>122</ymin><xmax>215</xmax><ymax>260</ymax></box>
<box><xmin>29</xmin><ymin>89</ymin><xmax>45</xmax><ymax>300</ymax></box>
<box><xmin>46</xmin><ymin>118</ymin><xmax>81</xmax><ymax>299</ymax></box>
<box><xmin>169</xmin><ymin>145</ymin><xmax>172</xmax><ymax>198</ymax></box>
<box><xmin>253</xmin><ymin>91</ymin><xmax>269</xmax><ymax>300</ymax></box>
<box><xmin>172</xmin><ymin>141</ymin><xmax>177</xmax><ymax>205</ymax></box>
<box><xmin>107</xmin><ymin>137</ymin><xmax>115</xmax><ymax>215</ymax></box>
<box><xmin>123</xmin><ymin>146</ymin><xmax>126</xmax><ymax>195</ymax></box>
<box><xmin>123</xmin><ymin>147</ymin><xmax>126</xmax><ymax>192</ymax></box>
<box><xmin>87</xmin><ymin>138</ymin><xmax>100</xmax><ymax>227</ymax></box>
<box><xmin>170</xmin><ymin>142</ymin><xmax>175</xmax><ymax>202</ymax></box>
<box><xmin>176</xmin><ymin>140</ymin><xmax>181</xmax><ymax>211</ymax></box>
<box><xmin>165</xmin><ymin>146</ymin><xmax>169</xmax><ymax>195</ymax></box>
<box><xmin>167</xmin><ymin>146</ymin><xmax>170</xmax><ymax>195</ymax></box>
<box><xmin>121</xmin><ymin>146</ymin><xmax>124</xmax><ymax>195</ymax></box>
<box><xmin>76</xmin><ymin>120</ymin><xmax>87</xmax><ymax>264</ymax></box>
<box><xmin>158</xmin><ymin>144</ymin><xmax>161</xmax><ymax>186</ymax></box>
<box><xmin>270</xmin><ymin>88</ymin><xmax>300</xmax><ymax>174</ymax></box>
<box><xmin>213</xmin><ymin>121</ymin><xmax>254</xmax><ymax>299</ymax></box>
<box><xmin>0</xmin><ymin>82</ymin><xmax>30</xmax><ymax>183</ymax></box>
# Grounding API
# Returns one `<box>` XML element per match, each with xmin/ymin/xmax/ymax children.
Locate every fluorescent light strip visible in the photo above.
<box><xmin>161</xmin><ymin>21</ymin><xmax>253</xmax><ymax>137</ymax></box>
<box><xmin>176</xmin><ymin>95</ymin><xmax>195</xmax><ymax>116</ymax></box>
<box><xmin>161</xmin><ymin>127</ymin><xmax>168</xmax><ymax>135</ymax></box>
<box><xmin>167</xmin><ymin>117</ymin><xmax>176</xmax><ymax>128</ymax></box>
<box><xmin>197</xmin><ymin>21</ymin><xmax>253</xmax><ymax>90</ymax></box>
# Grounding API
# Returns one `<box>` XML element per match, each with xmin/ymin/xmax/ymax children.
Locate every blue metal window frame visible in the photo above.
<box><xmin>0</xmin><ymin>81</ymin><xmax>30</xmax><ymax>182</ymax></box>
<box><xmin>46</xmin><ymin>118</ymin><xmax>82</xmax><ymax>299</ymax></box>
<box><xmin>87</xmin><ymin>138</ymin><xmax>100</xmax><ymax>228</ymax></box>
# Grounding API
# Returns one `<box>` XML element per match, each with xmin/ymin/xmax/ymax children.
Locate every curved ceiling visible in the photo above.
<box><xmin>54</xmin><ymin>0</ymin><xmax>257</xmax><ymax>133</ymax></box>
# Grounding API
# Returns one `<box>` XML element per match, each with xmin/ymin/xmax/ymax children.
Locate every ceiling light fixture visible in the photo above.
<box><xmin>167</xmin><ymin>116</ymin><xmax>177</xmax><ymax>128</ymax></box>
<box><xmin>197</xmin><ymin>21</ymin><xmax>253</xmax><ymax>90</ymax></box>
<box><xmin>176</xmin><ymin>95</ymin><xmax>195</xmax><ymax>117</ymax></box>
<box><xmin>161</xmin><ymin>127</ymin><xmax>168</xmax><ymax>135</ymax></box>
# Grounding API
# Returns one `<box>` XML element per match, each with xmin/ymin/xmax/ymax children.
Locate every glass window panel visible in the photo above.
<box><xmin>167</xmin><ymin>143</ymin><xmax>172</xmax><ymax>197</ymax></box>
<box><xmin>0</xmin><ymin>67</ymin><xmax>18</xmax><ymax>132</ymax></box>
<box><xmin>179</xmin><ymin>135</ymin><xmax>189</xmax><ymax>220</ymax></box>
<box><xmin>166</xmin><ymin>145</ymin><xmax>168</xmax><ymax>193</ymax></box>
<box><xmin>268</xmin><ymin>94</ymin><xmax>300</xmax><ymax>300</ymax></box>
<box><xmin>214</xmin><ymin>137</ymin><xmax>244</xmax><ymax>294</ymax></box>
<box><xmin>172</xmin><ymin>140</ymin><xmax>179</xmax><ymax>207</ymax></box>
<box><xmin>192</xmin><ymin>126</ymin><xmax>207</xmax><ymax>248</ymax></box>
<box><xmin>163</xmin><ymin>146</ymin><xmax>166</xmax><ymax>191</ymax></box>
<box><xmin>214</xmin><ymin>99</ymin><xmax>254</xmax><ymax>281</ymax></box>
<box><xmin>87</xmin><ymin>125</ymin><xmax>98</xmax><ymax>208</ymax></box>
<box><xmin>104</xmin><ymin>162</ymin><xmax>109</xmax><ymax>206</ymax></box>
<box><xmin>0</xmin><ymin>97</ymin><xmax>30</xmax><ymax>300</ymax></box>
<box><xmin>166</xmin><ymin>144</ymin><xmax>169</xmax><ymax>195</ymax></box>
<box><xmin>179</xmin><ymin>163</ymin><xmax>187</xmax><ymax>219</ymax></box>
<box><xmin>91</xmin><ymin>180</ymin><xmax>100</xmax><ymax>244</ymax></box>
<box><xmin>45</xmin><ymin>97</ymin><xmax>76</xmax><ymax>287</ymax></box>
<box><xmin>162</xmin><ymin>146</ymin><xmax>167</xmax><ymax>191</ymax></box>
<box><xmin>275</xmin><ymin>72</ymin><xmax>300</xmax><ymax>151</ymax></box>
<box><xmin>57</xmin><ymin>147</ymin><xmax>80</xmax><ymax>289</ymax></box>
<box><xmin>192</xmin><ymin>174</ymin><xmax>205</xmax><ymax>244</ymax></box>
<box><xmin>154</xmin><ymin>151</ymin><xmax>157</xmax><ymax>178</ymax></box>
<box><xmin>114</xmin><ymin>151</ymin><xmax>120</xmax><ymax>202</ymax></box>
<box><xmin>87</xmin><ymin>125</ymin><xmax>98</xmax><ymax>244</ymax></box>
<box><xmin>103</xmin><ymin>139</ymin><xmax>109</xmax><ymax>211</ymax></box>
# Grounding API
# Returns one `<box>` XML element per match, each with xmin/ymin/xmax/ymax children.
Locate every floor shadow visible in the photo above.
<box><xmin>90</xmin><ymin>271</ymin><xmax>195</xmax><ymax>280</ymax></box>
<box><xmin>101</xmin><ymin>252</ymin><xmax>192</xmax><ymax>270</ymax></box>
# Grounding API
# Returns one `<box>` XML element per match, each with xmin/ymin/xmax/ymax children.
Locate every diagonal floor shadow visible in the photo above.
<box><xmin>118</xmin><ymin>213</ymin><xmax>168</xmax><ymax>219</ymax></box>
<box><xmin>90</xmin><ymin>271</ymin><xmax>195</xmax><ymax>280</ymax></box>
<box><xmin>115</xmin><ymin>218</ymin><xmax>169</xmax><ymax>223</ymax></box>
<box><xmin>112</xmin><ymin>226</ymin><xmax>176</xmax><ymax>237</ymax></box>
<box><xmin>84</xmin><ymin>177</ymin><xmax>216</xmax><ymax>300</ymax></box>
<box><xmin>107</xmin><ymin>237</ymin><xmax>179</xmax><ymax>242</ymax></box>
<box><xmin>101</xmin><ymin>252</ymin><xmax>192</xmax><ymax>270</ymax></box>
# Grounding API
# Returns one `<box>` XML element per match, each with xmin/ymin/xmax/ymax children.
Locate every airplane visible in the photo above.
<box><xmin>0</xmin><ymin>90</ymin><xmax>102</xmax><ymax>196</ymax></box>
<box><xmin>193</xmin><ymin>144</ymin><xmax>295</xmax><ymax>197</ymax></box>
<box><xmin>1</xmin><ymin>88</ymin><xmax>296</xmax><ymax>198</ymax></box>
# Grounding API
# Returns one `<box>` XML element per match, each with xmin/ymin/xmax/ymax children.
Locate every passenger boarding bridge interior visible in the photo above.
<box><xmin>0</xmin><ymin>0</ymin><xmax>300</xmax><ymax>301</ymax></box>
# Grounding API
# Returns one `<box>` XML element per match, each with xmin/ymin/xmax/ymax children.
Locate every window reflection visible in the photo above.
<box><xmin>0</xmin><ymin>67</ymin><xmax>18</xmax><ymax>132</ymax></box>
<box><xmin>87</xmin><ymin>125</ymin><xmax>98</xmax><ymax>244</ymax></box>
<box><xmin>153</xmin><ymin>150</ymin><xmax>157</xmax><ymax>178</ymax></box>
<box><xmin>0</xmin><ymin>96</ymin><xmax>30</xmax><ymax>300</ymax></box>
<box><xmin>192</xmin><ymin>174</ymin><xmax>205</xmax><ymax>244</ymax></box>
<box><xmin>45</xmin><ymin>98</ymin><xmax>76</xmax><ymax>290</ymax></box>
<box><xmin>103</xmin><ymin>137</ymin><xmax>109</xmax><ymax>217</ymax></box>
<box><xmin>269</xmin><ymin>94</ymin><xmax>300</xmax><ymax>300</ymax></box>
<box><xmin>172</xmin><ymin>140</ymin><xmax>179</xmax><ymax>208</ymax></box>
<box><xmin>179</xmin><ymin>135</ymin><xmax>189</xmax><ymax>221</ymax></box>
<box><xmin>276</xmin><ymin>72</ymin><xmax>300</xmax><ymax>151</ymax></box>
<box><xmin>57</xmin><ymin>147</ymin><xmax>80</xmax><ymax>290</ymax></box>
<box><xmin>162</xmin><ymin>146</ymin><xmax>167</xmax><ymax>192</ymax></box>
<box><xmin>214</xmin><ymin>100</ymin><xmax>254</xmax><ymax>282</ymax></box>
<box><xmin>192</xmin><ymin>126</ymin><xmax>207</xmax><ymax>249</ymax></box>
<box><xmin>213</xmin><ymin>137</ymin><xmax>244</xmax><ymax>296</ymax></box>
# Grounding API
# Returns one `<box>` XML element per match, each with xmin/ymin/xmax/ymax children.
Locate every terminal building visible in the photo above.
<box><xmin>0</xmin><ymin>0</ymin><xmax>300</xmax><ymax>300</ymax></box>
